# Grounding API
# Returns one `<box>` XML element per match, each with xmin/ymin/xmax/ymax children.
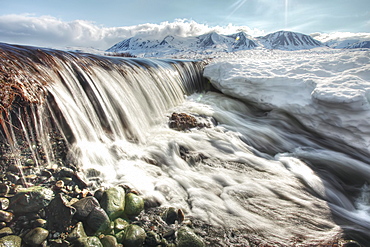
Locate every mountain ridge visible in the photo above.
<box><xmin>106</xmin><ymin>30</ymin><xmax>369</xmax><ymax>57</ymax></box>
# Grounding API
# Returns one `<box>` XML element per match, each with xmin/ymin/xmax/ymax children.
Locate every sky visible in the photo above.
<box><xmin>0</xmin><ymin>0</ymin><xmax>369</xmax><ymax>50</ymax></box>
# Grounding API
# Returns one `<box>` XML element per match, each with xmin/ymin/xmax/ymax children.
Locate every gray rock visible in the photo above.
<box><xmin>177</xmin><ymin>226</ymin><xmax>205</xmax><ymax>247</ymax></box>
<box><xmin>0</xmin><ymin>235</ymin><xmax>22</xmax><ymax>247</ymax></box>
<box><xmin>46</xmin><ymin>194</ymin><xmax>76</xmax><ymax>232</ymax></box>
<box><xmin>72</xmin><ymin>196</ymin><xmax>100</xmax><ymax>220</ymax></box>
<box><xmin>66</xmin><ymin>222</ymin><xmax>87</xmax><ymax>242</ymax></box>
<box><xmin>100</xmin><ymin>235</ymin><xmax>118</xmax><ymax>247</ymax></box>
<box><xmin>23</xmin><ymin>227</ymin><xmax>49</xmax><ymax>246</ymax></box>
<box><xmin>86</xmin><ymin>207</ymin><xmax>110</xmax><ymax>233</ymax></box>
<box><xmin>9</xmin><ymin>186</ymin><xmax>54</xmax><ymax>214</ymax></box>
<box><xmin>73</xmin><ymin>236</ymin><xmax>103</xmax><ymax>247</ymax></box>
<box><xmin>100</xmin><ymin>187</ymin><xmax>125</xmax><ymax>220</ymax></box>
<box><xmin>122</xmin><ymin>224</ymin><xmax>146</xmax><ymax>247</ymax></box>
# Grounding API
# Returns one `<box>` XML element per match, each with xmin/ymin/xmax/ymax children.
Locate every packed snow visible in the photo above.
<box><xmin>204</xmin><ymin>49</ymin><xmax>370</xmax><ymax>155</ymax></box>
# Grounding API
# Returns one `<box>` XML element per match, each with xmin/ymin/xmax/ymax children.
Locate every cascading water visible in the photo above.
<box><xmin>1</xmin><ymin>43</ymin><xmax>370</xmax><ymax>246</ymax></box>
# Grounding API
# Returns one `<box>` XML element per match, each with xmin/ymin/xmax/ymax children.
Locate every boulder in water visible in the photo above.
<box><xmin>177</xmin><ymin>226</ymin><xmax>205</xmax><ymax>247</ymax></box>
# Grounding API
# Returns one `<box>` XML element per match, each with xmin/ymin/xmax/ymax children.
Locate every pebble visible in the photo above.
<box><xmin>0</xmin><ymin>210</ymin><xmax>13</xmax><ymax>222</ymax></box>
<box><xmin>23</xmin><ymin>227</ymin><xmax>49</xmax><ymax>246</ymax></box>
<box><xmin>0</xmin><ymin>198</ymin><xmax>9</xmax><ymax>210</ymax></box>
<box><xmin>122</xmin><ymin>224</ymin><xmax>146</xmax><ymax>247</ymax></box>
<box><xmin>0</xmin><ymin>235</ymin><xmax>22</xmax><ymax>247</ymax></box>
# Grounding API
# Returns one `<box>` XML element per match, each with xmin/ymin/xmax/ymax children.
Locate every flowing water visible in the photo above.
<box><xmin>1</xmin><ymin>43</ymin><xmax>370</xmax><ymax>246</ymax></box>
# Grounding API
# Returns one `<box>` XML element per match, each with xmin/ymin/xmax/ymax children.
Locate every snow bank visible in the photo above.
<box><xmin>204</xmin><ymin>49</ymin><xmax>370</xmax><ymax>154</ymax></box>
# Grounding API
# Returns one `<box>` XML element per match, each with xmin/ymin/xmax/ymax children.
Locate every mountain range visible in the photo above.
<box><xmin>106</xmin><ymin>30</ymin><xmax>370</xmax><ymax>57</ymax></box>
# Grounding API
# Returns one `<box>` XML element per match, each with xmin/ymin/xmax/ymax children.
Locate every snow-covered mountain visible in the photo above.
<box><xmin>106</xmin><ymin>31</ymin><xmax>260</xmax><ymax>57</ymax></box>
<box><xmin>257</xmin><ymin>31</ymin><xmax>323</xmax><ymax>50</ymax></box>
<box><xmin>345</xmin><ymin>40</ymin><xmax>370</xmax><ymax>49</ymax></box>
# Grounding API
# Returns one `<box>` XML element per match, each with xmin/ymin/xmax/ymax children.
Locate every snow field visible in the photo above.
<box><xmin>204</xmin><ymin>49</ymin><xmax>370</xmax><ymax>154</ymax></box>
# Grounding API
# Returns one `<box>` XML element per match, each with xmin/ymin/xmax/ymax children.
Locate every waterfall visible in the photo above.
<box><xmin>0</xmin><ymin>43</ymin><xmax>206</xmax><ymax>185</ymax></box>
<box><xmin>1</xmin><ymin>43</ymin><xmax>370</xmax><ymax>246</ymax></box>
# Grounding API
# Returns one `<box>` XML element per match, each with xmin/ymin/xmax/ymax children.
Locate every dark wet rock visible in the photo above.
<box><xmin>100</xmin><ymin>234</ymin><xmax>118</xmax><ymax>247</ymax></box>
<box><xmin>177</xmin><ymin>226</ymin><xmax>205</xmax><ymax>247</ymax></box>
<box><xmin>0</xmin><ymin>184</ymin><xmax>9</xmax><ymax>196</ymax></box>
<box><xmin>145</xmin><ymin>230</ymin><xmax>161</xmax><ymax>246</ymax></box>
<box><xmin>124</xmin><ymin>192</ymin><xmax>144</xmax><ymax>217</ymax></box>
<box><xmin>9</xmin><ymin>186</ymin><xmax>54</xmax><ymax>214</ymax></box>
<box><xmin>0</xmin><ymin>198</ymin><xmax>9</xmax><ymax>210</ymax></box>
<box><xmin>23</xmin><ymin>227</ymin><xmax>49</xmax><ymax>246</ymax></box>
<box><xmin>45</xmin><ymin>193</ymin><xmax>76</xmax><ymax>232</ymax></box>
<box><xmin>66</xmin><ymin>222</ymin><xmax>87</xmax><ymax>242</ymax></box>
<box><xmin>73</xmin><ymin>236</ymin><xmax>103</xmax><ymax>247</ymax></box>
<box><xmin>86</xmin><ymin>206</ymin><xmax>110</xmax><ymax>233</ymax></box>
<box><xmin>0</xmin><ymin>210</ymin><xmax>13</xmax><ymax>222</ymax></box>
<box><xmin>93</xmin><ymin>188</ymin><xmax>104</xmax><ymax>201</ymax></box>
<box><xmin>0</xmin><ymin>235</ymin><xmax>21</xmax><ymax>247</ymax></box>
<box><xmin>32</xmin><ymin>218</ymin><xmax>47</xmax><ymax>228</ymax></box>
<box><xmin>169</xmin><ymin>113</ymin><xmax>198</xmax><ymax>131</ymax></box>
<box><xmin>72</xmin><ymin>196</ymin><xmax>100</xmax><ymax>220</ymax></box>
<box><xmin>121</xmin><ymin>224</ymin><xmax>146</xmax><ymax>247</ymax></box>
<box><xmin>343</xmin><ymin>240</ymin><xmax>361</xmax><ymax>247</ymax></box>
<box><xmin>100</xmin><ymin>187</ymin><xmax>125</xmax><ymax>220</ymax></box>
<box><xmin>162</xmin><ymin>207</ymin><xmax>178</xmax><ymax>225</ymax></box>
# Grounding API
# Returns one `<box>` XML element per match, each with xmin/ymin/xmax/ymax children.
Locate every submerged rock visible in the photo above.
<box><xmin>9</xmin><ymin>186</ymin><xmax>54</xmax><ymax>214</ymax></box>
<box><xmin>177</xmin><ymin>226</ymin><xmax>205</xmax><ymax>247</ymax></box>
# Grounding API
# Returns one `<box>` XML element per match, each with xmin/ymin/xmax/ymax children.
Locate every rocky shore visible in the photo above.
<box><xmin>0</xmin><ymin>158</ymin><xmax>205</xmax><ymax>247</ymax></box>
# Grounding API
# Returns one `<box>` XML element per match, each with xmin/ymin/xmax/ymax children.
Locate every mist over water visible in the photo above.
<box><xmin>1</xmin><ymin>43</ymin><xmax>370</xmax><ymax>245</ymax></box>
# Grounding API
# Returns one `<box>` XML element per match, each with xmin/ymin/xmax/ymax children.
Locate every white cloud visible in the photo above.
<box><xmin>0</xmin><ymin>15</ymin><xmax>264</xmax><ymax>50</ymax></box>
<box><xmin>311</xmin><ymin>32</ymin><xmax>370</xmax><ymax>43</ymax></box>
